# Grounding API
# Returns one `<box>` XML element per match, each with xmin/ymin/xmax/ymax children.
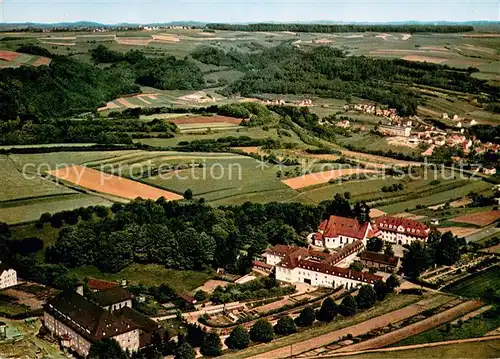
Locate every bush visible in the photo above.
<box><xmin>226</xmin><ymin>325</ymin><xmax>250</xmax><ymax>350</ymax></box>
<box><xmin>250</xmin><ymin>319</ymin><xmax>274</xmax><ymax>343</ymax></box>
<box><xmin>200</xmin><ymin>332</ymin><xmax>222</xmax><ymax>357</ymax></box>
<box><xmin>356</xmin><ymin>285</ymin><xmax>377</xmax><ymax>309</ymax></box>
<box><xmin>274</xmin><ymin>316</ymin><xmax>297</xmax><ymax>336</ymax></box>
<box><xmin>339</xmin><ymin>294</ymin><xmax>357</xmax><ymax>316</ymax></box>
<box><xmin>317</xmin><ymin>297</ymin><xmax>337</xmax><ymax>322</ymax></box>
<box><xmin>295</xmin><ymin>306</ymin><xmax>316</xmax><ymax>327</ymax></box>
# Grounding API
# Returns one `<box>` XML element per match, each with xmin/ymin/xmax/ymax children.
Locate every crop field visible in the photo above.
<box><xmin>169</xmin><ymin>115</ymin><xmax>244</xmax><ymax>133</ymax></box>
<box><xmin>0</xmin><ymin>50</ymin><xmax>51</xmax><ymax>68</ymax></box>
<box><xmin>378</xmin><ymin>179</ymin><xmax>492</xmax><ymax>214</ymax></box>
<box><xmin>0</xmin><ymin>155</ymin><xmax>75</xmax><ymax>202</ymax></box>
<box><xmin>0</xmin><ymin>193</ymin><xmax>112</xmax><ymax>224</ymax></box>
<box><xmin>450</xmin><ymin>210</ymin><xmax>500</xmax><ymax>226</ymax></box>
<box><xmin>9</xmin><ymin>150</ymin><xmax>142</xmax><ymax>170</ymax></box>
<box><xmin>144</xmin><ymin>156</ymin><xmax>299</xmax><ymax>203</ymax></box>
<box><xmin>282</xmin><ymin>168</ymin><xmax>379</xmax><ymax>189</ymax></box>
<box><xmin>442</xmin><ymin>266</ymin><xmax>500</xmax><ymax>298</ymax></box>
<box><xmin>134</xmin><ymin>127</ymin><xmax>308</xmax><ymax>148</ymax></box>
<box><xmin>48</xmin><ymin>165</ymin><xmax>183</xmax><ymax>201</ymax></box>
<box><xmin>330</xmin><ymin>339</ymin><xmax>500</xmax><ymax>359</ymax></box>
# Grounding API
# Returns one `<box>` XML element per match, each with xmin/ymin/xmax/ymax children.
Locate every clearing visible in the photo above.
<box><xmin>68</xmin><ymin>264</ymin><xmax>210</xmax><ymax>293</ymax></box>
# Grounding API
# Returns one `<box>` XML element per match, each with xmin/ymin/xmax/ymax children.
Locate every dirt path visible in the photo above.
<box><xmin>333</xmin><ymin>300</ymin><xmax>482</xmax><ymax>353</ymax></box>
<box><xmin>245</xmin><ymin>297</ymin><xmax>447</xmax><ymax>359</ymax></box>
<box><xmin>303</xmin><ymin>335</ymin><xmax>500</xmax><ymax>358</ymax></box>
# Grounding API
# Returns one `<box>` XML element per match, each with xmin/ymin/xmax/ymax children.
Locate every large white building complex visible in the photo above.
<box><xmin>259</xmin><ymin>214</ymin><xmax>430</xmax><ymax>290</ymax></box>
<box><xmin>263</xmin><ymin>242</ymin><xmax>382</xmax><ymax>290</ymax></box>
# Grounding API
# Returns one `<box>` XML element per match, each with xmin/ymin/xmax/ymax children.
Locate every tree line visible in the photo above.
<box><xmin>205</xmin><ymin>23</ymin><xmax>474</xmax><ymax>33</ymax></box>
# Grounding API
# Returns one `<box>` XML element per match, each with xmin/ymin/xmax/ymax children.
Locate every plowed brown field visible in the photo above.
<box><xmin>49</xmin><ymin>165</ymin><xmax>182</xmax><ymax>201</ymax></box>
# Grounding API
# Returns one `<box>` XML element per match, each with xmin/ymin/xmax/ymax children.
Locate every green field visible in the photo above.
<box><xmin>0</xmin><ymin>193</ymin><xmax>113</xmax><ymax>224</ymax></box>
<box><xmin>378</xmin><ymin>180</ymin><xmax>492</xmax><ymax>214</ymax></box>
<box><xmin>134</xmin><ymin>126</ymin><xmax>308</xmax><ymax>148</ymax></box>
<box><xmin>143</xmin><ymin>156</ymin><xmax>298</xmax><ymax>203</ymax></box>
<box><xmin>442</xmin><ymin>266</ymin><xmax>500</xmax><ymax>298</ymax></box>
<box><xmin>68</xmin><ymin>264</ymin><xmax>211</xmax><ymax>293</ymax></box>
<box><xmin>0</xmin><ymin>155</ymin><xmax>75</xmax><ymax>202</ymax></box>
<box><xmin>392</xmin><ymin>307</ymin><xmax>500</xmax><ymax>346</ymax></box>
<box><xmin>332</xmin><ymin>339</ymin><xmax>500</xmax><ymax>359</ymax></box>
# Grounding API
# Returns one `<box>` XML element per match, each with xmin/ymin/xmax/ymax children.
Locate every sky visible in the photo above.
<box><xmin>2</xmin><ymin>0</ymin><xmax>499</xmax><ymax>24</ymax></box>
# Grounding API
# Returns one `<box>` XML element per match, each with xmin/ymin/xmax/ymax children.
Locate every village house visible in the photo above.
<box><xmin>0</xmin><ymin>264</ymin><xmax>17</xmax><ymax>290</ymax></box>
<box><xmin>378</xmin><ymin>124</ymin><xmax>412</xmax><ymax>137</ymax></box>
<box><xmin>262</xmin><ymin>243</ymin><xmax>382</xmax><ymax>290</ymax></box>
<box><xmin>311</xmin><ymin>215</ymin><xmax>376</xmax><ymax>249</ymax></box>
<box><xmin>374</xmin><ymin>216</ymin><xmax>430</xmax><ymax>245</ymax></box>
<box><xmin>358</xmin><ymin>251</ymin><xmax>400</xmax><ymax>273</ymax></box>
<box><xmin>44</xmin><ymin>289</ymin><xmax>164</xmax><ymax>357</ymax></box>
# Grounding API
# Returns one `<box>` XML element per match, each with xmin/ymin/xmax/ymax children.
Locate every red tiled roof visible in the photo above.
<box><xmin>359</xmin><ymin>251</ymin><xmax>400</xmax><ymax>266</ymax></box>
<box><xmin>374</xmin><ymin>216</ymin><xmax>429</xmax><ymax>238</ymax></box>
<box><xmin>321</xmin><ymin>215</ymin><xmax>370</xmax><ymax>239</ymax></box>
<box><xmin>87</xmin><ymin>278</ymin><xmax>118</xmax><ymax>291</ymax></box>
<box><xmin>252</xmin><ymin>260</ymin><xmax>273</xmax><ymax>269</ymax></box>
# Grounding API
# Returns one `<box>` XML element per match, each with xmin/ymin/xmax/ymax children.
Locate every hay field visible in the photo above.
<box><xmin>49</xmin><ymin>165</ymin><xmax>183</xmax><ymax>201</ymax></box>
<box><xmin>0</xmin><ymin>155</ymin><xmax>75</xmax><ymax>202</ymax></box>
<box><xmin>0</xmin><ymin>194</ymin><xmax>112</xmax><ymax>224</ymax></box>
<box><xmin>282</xmin><ymin>168</ymin><xmax>379</xmax><ymax>189</ymax></box>
<box><xmin>144</xmin><ymin>156</ymin><xmax>298</xmax><ymax>203</ymax></box>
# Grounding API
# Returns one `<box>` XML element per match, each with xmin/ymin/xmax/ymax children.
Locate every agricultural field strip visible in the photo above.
<box><xmin>222</xmin><ymin>294</ymin><xmax>453</xmax><ymax>359</ymax></box>
<box><xmin>442</xmin><ymin>265</ymin><xmax>500</xmax><ymax>297</ymax></box>
<box><xmin>332</xmin><ymin>300</ymin><xmax>483</xmax><ymax>353</ymax></box>
<box><xmin>48</xmin><ymin>165</ymin><xmax>183</xmax><ymax>201</ymax></box>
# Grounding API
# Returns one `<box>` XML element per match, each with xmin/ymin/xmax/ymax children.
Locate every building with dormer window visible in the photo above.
<box><xmin>374</xmin><ymin>216</ymin><xmax>430</xmax><ymax>245</ymax></box>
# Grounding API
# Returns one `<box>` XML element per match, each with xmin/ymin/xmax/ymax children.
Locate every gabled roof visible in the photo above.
<box><xmin>44</xmin><ymin>291</ymin><xmax>137</xmax><ymax>343</ymax></box>
<box><xmin>319</xmin><ymin>215</ymin><xmax>370</xmax><ymax>239</ymax></box>
<box><xmin>87</xmin><ymin>278</ymin><xmax>118</xmax><ymax>291</ymax></box>
<box><xmin>90</xmin><ymin>287</ymin><xmax>132</xmax><ymax>307</ymax></box>
<box><xmin>0</xmin><ymin>263</ymin><xmax>11</xmax><ymax>277</ymax></box>
<box><xmin>374</xmin><ymin>216</ymin><xmax>429</xmax><ymax>238</ymax></box>
<box><xmin>359</xmin><ymin>251</ymin><xmax>400</xmax><ymax>266</ymax></box>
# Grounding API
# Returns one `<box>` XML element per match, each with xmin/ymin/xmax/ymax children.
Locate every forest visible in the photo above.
<box><xmin>0</xmin><ymin>117</ymin><xmax>176</xmax><ymax>145</ymax></box>
<box><xmin>206</xmin><ymin>23</ymin><xmax>475</xmax><ymax>33</ymax></box>
<box><xmin>193</xmin><ymin>45</ymin><xmax>494</xmax><ymax>116</ymax></box>
<box><xmin>0</xmin><ymin>195</ymin><xmax>365</xmax><ymax>289</ymax></box>
<box><xmin>90</xmin><ymin>45</ymin><xmax>204</xmax><ymax>90</ymax></box>
<box><xmin>0</xmin><ymin>48</ymin><xmax>204</xmax><ymax>122</ymax></box>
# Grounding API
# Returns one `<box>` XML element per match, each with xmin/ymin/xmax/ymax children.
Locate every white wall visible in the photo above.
<box><xmin>0</xmin><ymin>269</ymin><xmax>17</xmax><ymax>289</ymax></box>
<box><xmin>44</xmin><ymin>312</ymin><xmax>92</xmax><ymax>357</ymax></box>
<box><xmin>276</xmin><ymin>265</ymin><xmax>368</xmax><ymax>290</ymax></box>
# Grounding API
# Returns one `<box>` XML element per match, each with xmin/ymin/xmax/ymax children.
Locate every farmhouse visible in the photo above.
<box><xmin>262</xmin><ymin>242</ymin><xmax>382</xmax><ymax>289</ymax></box>
<box><xmin>43</xmin><ymin>290</ymin><xmax>164</xmax><ymax>358</ymax></box>
<box><xmin>359</xmin><ymin>251</ymin><xmax>400</xmax><ymax>273</ymax></box>
<box><xmin>0</xmin><ymin>264</ymin><xmax>17</xmax><ymax>289</ymax></box>
<box><xmin>311</xmin><ymin>215</ymin><xmax>376</xmax><ymax>248</ymax></box>
<box><xmin>374</xmin><ymin>216</ymin><xmax>430</xmax><ymax>245</ymax></box>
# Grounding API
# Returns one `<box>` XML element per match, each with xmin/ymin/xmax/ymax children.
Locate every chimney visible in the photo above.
<box><xmin>121</xmin><ymin>279</ymin><xmax>128</xmax><ymax>288</ymax></box>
